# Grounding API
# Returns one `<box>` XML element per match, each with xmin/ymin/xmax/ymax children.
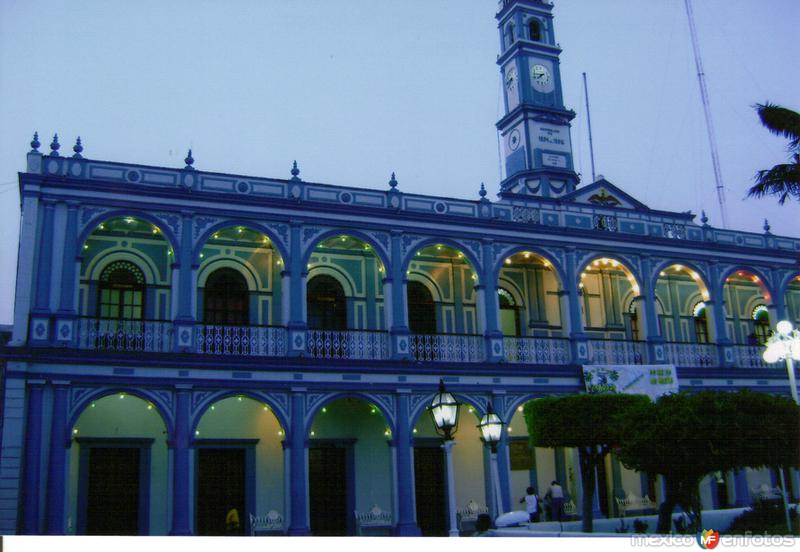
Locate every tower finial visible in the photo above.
<box><xmin>30</xmin><ymin>131</ymin><xmax>40</xmax><ymax>152</ymax></box>
<box><xmin>479</xmin><ymin>182</ymin><xmax>487</xmax><ymax>198</ymax></box>
<box><xmin>291</xmin><ymin>160</ymin><xmax>301</xmax><ymax>181</ymax></box>
<box><xmin>49</xmin><ymin>133</ymin><xmax>60</xmax><ymax>156</ymax></box>
<box><xmin>72</xmin><ymin>136</ymin><xmax>83</xmax><ymax>159</ymax></box>
<box><xmin>763</xmin><ymin>218</ymin><xmax>771</xmax><ymax>234</ymax></box>
<box><xmin>389</xmin><ymin>172</ymin><xmax>398</xmax><ymax>189</ymax></box>
<box><xmin>700</xmin><ymin>210</ymin><xmax>709</xmax><ymax>226</ymax></box>
<box><xmin>184</xmin><ymin>149</ymin><xmax>195</xmax><ymax>170</ymax></box>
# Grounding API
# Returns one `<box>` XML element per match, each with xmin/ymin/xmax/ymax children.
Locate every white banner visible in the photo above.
<box><xmin>582</xmin><ymin>365</ymin><xmax>678</xmax><ymax>400</ymax></box>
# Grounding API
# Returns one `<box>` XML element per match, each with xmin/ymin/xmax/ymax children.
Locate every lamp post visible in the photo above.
<box><xmin>477</xmin><ymin>401</ymin><xmax>505</xmax><ymax>522</ymax></box>
<box><xmin>762</xmin><ymin>320</ymin><xmax>800</xmax><ymax>532</ymax></box>
<box><xmin>428</xmin><ymin>379</ymin><xmax>461</xmax><ymax>537</ymax></box>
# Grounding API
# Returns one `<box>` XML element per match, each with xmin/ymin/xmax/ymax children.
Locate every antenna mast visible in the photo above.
<box><xmin>582</xmin><ymin>72</ymin><xmax>597</xmax><ymax>183</ymax></box>
<box><xmin>684</xmin><ymin>0</ymin><xmax>728</xmax><ymax>228</ymax></box>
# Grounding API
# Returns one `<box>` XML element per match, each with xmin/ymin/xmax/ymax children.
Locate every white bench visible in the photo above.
<box><xmin>354</xmin><ymin>504</ymin><xmax>392</xmax><ymax>536</ymax></box>
<box><xmin>751</xmin><ymin>484</ymin><xmax>784</xmax><ymax>502</ymax></box>
<box><xmin>615</xmin><ymin>492</ymin><xmax>656</xmax><ymax>516</ymax></box>
<box><xmin>249</xmin><ymin>510</ymin><xmax>283</xmax><ymax>535</ymax></box>
<box><xmin>456</xmin><ymin>500</ymin><xmax>488</xmax><ymax>534</ymax></box>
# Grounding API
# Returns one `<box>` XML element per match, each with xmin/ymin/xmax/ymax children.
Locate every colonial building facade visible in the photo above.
<box><xmin>1</xmin><ymin>0</ymin><xmax>798</xmax><ymax>537</ymax></box>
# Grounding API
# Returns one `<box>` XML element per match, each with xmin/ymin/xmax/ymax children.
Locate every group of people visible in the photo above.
<box><xmin>519</xmin><ymin>480</ymin><xmax>565</xmax><ymax>523</ymax></box>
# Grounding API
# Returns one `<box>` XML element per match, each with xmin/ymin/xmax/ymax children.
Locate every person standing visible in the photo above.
<box><xmin>520</xmin><ymin>486</ymin><xmax>539</xmax><ymax>522</ymax></box>
<box><xmin>548</xmin><ymin>481</ymin><xmax>564</xmax><ymax>522</ymax></box>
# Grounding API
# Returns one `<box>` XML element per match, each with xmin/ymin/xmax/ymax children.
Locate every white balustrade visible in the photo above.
<box><xmin>587</xmin><ymin>339</ymin><xmax>647</xmax><ymax>365</ymax></box>
<box><xmin>306</xmin><ymin>329</ymin><xmax>388</xmax><ymax>360</ymax></box>
<box><xmin>731</xmin><ymin>345</ymin><xmax>769</xmax><ymax>368</ymax></box>
<box><xmin>662</xmin><ymin>342</ymin><xmax>718</xmax><ymax>367</ymax></box>
<box><xmin>504</xmin><ymin>337</ymin><xmax>571</xmax><ymax>364</ymax></box>
<box><xmin>409</xmin><ymin>333</ymin><xmax>484</xmax><ymax>362</ymax></box>
<box><xmin>197</xmin><ymin>324</ymin><xmax>287</xmax><ymax>356</ymax></box>
<box><xmin>77</xmin><ymin>317</ymin><xmax>174</xmax><ymax>352</ymax></box>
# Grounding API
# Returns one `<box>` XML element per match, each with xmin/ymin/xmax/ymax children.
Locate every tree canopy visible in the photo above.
<box><xmin>747</xmin><ymin>102</ymin><xmax>800</xmax><ymax>204</ymax></box>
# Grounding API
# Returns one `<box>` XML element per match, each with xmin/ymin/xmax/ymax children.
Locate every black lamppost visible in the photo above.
<box><xmin>477</xmin><ymin>401</ymin><xmax>505</xmax><ymax>520</ymax></box>
<box><xmin>428</xmin><ymin>379</ymin><xmax>461</xmax><ymax>536</ymax></box>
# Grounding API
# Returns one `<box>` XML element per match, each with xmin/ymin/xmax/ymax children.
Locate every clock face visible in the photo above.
<box><xmin>508</xmin><ymin>128</ymin><xmax>521</xmax><ymax>151</ymax></box>
<box><xmin>505</xmin><ymin>66</ymin><xmax>517</xmax><ymax>91</ymax></box>
<box><xmin>530</xmin><ymin>63</ymin><xmax>552</xmax><ymax>92</ymax></box>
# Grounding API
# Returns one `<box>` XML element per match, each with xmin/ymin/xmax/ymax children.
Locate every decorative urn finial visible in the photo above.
<box><xmin>184</xmin><ymin>149</ymin><xmax>195</xmax><ymax>170</ymax></box>
<box><xmin>389</xmin><ymin>172</ymin><xmax>398</xmax><ymax>189</ymax></box>
<box><xmin>700</xmin><ymin>210</ymin><xmax>709</xmax><ymax>226</ymax></box>
<box><xmin>30</xmin><ymin>131</ymin><xmax>40</xmax><ymax>152</ymax></box>
<box><xmin>49</xmin><ymin>133</ymin><xmax>60</xmax><ymax>156</ymax></box>
<box><xmin>291</xmin><ymin>160</ymin><xmax>301</xmax><ymax>180</ymax></box>
<box><xmin>479</xmin><ymin>182</ymin><xmax>487</xmax><ymax>198</ymax></box>
<box><xmin>763</xmin><ymin>219</ymin><xmax>771</xmax><ymax>234</ymax></box>
<box><xmin>72</xmin><ymin>136</ymin><xmax>83</xmax><ymax>159</ymax></box>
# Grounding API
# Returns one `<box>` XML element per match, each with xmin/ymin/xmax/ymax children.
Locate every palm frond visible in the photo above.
<box><xmin>755</xmin><ymin>103</ymin><xmax>800</xmax><ymax>150</ymax></box>
<box><xmin>748</xmin><ymin>161</ymin><xmax>800</xmax><ymax>204</ymax></box>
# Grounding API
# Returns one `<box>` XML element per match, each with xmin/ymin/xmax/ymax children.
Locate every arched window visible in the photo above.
<box><xmin>693</xmin><ymin>302</ymin><xmax>709</xmax><ymax>344</ymax></box>
<box><xmin>407</xmin><ymin>281</ymin><xmax>437</xmax><ymax>334</ymax></box>
<box><xmin>752</xmin><ymin>305</ymin><xmax>771</xmax><ymax>345</ymax></box>
<box><xmin>307</xmin><ymin>275</ymin><xmax>347</xmax><ymax>331</ymax></box>
<box><xmin>204</xmin><ymin>268</ymin><xmax>249</xmax><ymax>325</ymax></box>
<box><xmin>529</xmin><ymin>19</ymin><xmax>542</xmax><ymax>41</ymax></box>
<box><xmin>498</xmin><ymin>288</ymin><xmax>521</xmax><ymax>337</ymax></box>
<box><xmin>97</xmin><ymin>261</ymin><xmax>145</xmax><ymax>320</ymax></box>
<box><xmin>504</xmin><ymin>23</ymin><xmax>515</xmax><ymax>48</ymax></box>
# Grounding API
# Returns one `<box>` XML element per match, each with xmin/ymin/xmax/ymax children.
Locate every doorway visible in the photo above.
<box><xmin>309</xmin><ymin>444</ymin><xmax>352</xmax><ymax>535</ymax></box>
<box><xmin>413</xmin><ymin>446</ymin><xmax>447</xmax><ymax>536</ymax></box>
<box><xmin>85</xmin><ymin>447</ymin><xmax>141</xmax><ymax>535</ymax></box>
<box><xmin>196</xmin><ymin>448</ymin><xmax>246</xmax><ymax>535</ymax></box>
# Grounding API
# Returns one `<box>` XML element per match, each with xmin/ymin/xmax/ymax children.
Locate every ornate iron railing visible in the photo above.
<box><xmin>409</xmin><ymin>333</ymin><xmax>484</xmax><ymax>362</ymax></box>
<box><xmin>196</xmin><ymin>324</ymin><xmax>287</xmax><ymax>356</ymax></box>
<box><xmin>504</xmin><ymin>336</ymin><xmax>571</xmax><ymax>364</ymax></box>
<box><xmin>77</xmin><ymin>317</ymin><xmax>174</xmax><ymax>352</ymax></box>
<box><xmin>662</xmin><ymin>342</ymin><xmax>718</xmax><ymax>367</ymax></box>
<box><xmin>731</xmin><ymin>345</ymin><xmax>768</xmax><ymax>368</ymax></box>
<box><xmin>306</xmin><ymin>329</ymin><xmax>388</xmax><ymax>360</ymax></box>
<box><xmin>586</xmin><ymin>339</ymin><xmax>647</xmax><ymax>365</ymax></box>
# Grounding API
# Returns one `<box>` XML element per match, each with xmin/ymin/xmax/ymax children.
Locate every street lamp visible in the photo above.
<box><xmin>762</xmin><ymin>320</ymin><xmax>800</xmax><ymax>532</ymax></box>
<box><xmin>477</xmin><ymin>402</ymin><xmax>506</xmax><ymax>521</ymax></box>
<box><xmin>428</xmin><ymin>379</ymin><xmax>461</xmax><ymax>537</ymax></box>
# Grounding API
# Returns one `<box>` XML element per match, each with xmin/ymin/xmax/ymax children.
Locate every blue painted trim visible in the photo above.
<box><xmin>45</xmin><ymin>384</ymin><xmax>69</xmax><ymax>534</ymax></box>
<box><xmin>170</xmin><ymin>389</ymin><xmax>192</xmax><ymax>535</ymax></box>
<box><xmin>34</xmin><ymin>203</ymin><xmax>55</xmax><ymax>312</ymax></box>
<box><xmin>22</xmin><ymin>385</ymin><xmax>44</xmax><ymax>534</ymax></box>
<box><xmin>76</xmin><ymin>208</ymin><xmax>181</xmax><ymax>257</ymax></box>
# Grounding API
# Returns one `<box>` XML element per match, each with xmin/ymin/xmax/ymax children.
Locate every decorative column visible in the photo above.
<box><xmin>393</xmin><ymin>392</ymin><xmax>420</xmax><ymax>535</ymax></box>
<box><xmin>30</xmin><ymin>201</ymin><xmax>56</xmax><ymax>344</ymax></box>
<box><xmin>493</xmin><ymin>395</ymin><xmax>511</xmax><ymax>512</ymax></box>
<box><xmin>732</xmin><ymin>469</ymin><xmax>750</xmax><ymax>507</ymax></box>
<box><xmin>287</xmin><ymin>222</ymin><xmax>308</xmax><ymax>356</ymax></box>
<box><xmin>174</xmin><ymin>214</ymin><xmax>196</xmax><ymax>352</ymax></box>
<box><xmin>12</xmin><ymin>165</ymin><xmax>41</xmax><ymax>345</ymax></box>
<box><xmin>23</xmin><ymin>382</ymin><xmax>45</xmax><ymax>534</ymax></box>
<box><xmin>707</xmin><ymin>263</ymin><xmax>733</xmax><ymax>367</ymax></box>
<box><xmin>45</xmin><ymin>382</ymin><xmax>69</xmax><ymax>534</ymax></box>
<box><xmin>639</xmin><ymin>255</ymin><xmax>665</xmax><ymax>364</ymax></box>
<box><xmin>170</xmin><ymin>386</ymin><xmax>192</xmax><ymax>535</ymax></box>
<box><xmin>54</xmin><ymin>202</ymin><xmax>79</xmax><ymax>346</ymax></box>
<box><xmin>481</xmin><ymin>240</ymin><xmax>504</xmax><ymax>362</ymax></box>
<box><xmin>388</xmin><ymin>230</ymin><xmax>411</xmax><ymax>359</ymax></box>
<box><xmin>564</xmin><ymin>247</ymin><xmax>588</xmax><ymax>363</ymax></box>
<box><xmin>287</xmin><ymin>390</ymin><xmax>310</xmax><ymax>535</ymax></box>
<box><xmin>442</xmin><ymin>440</ymin><xmax>458</xmax><ymax>537</ymax></box>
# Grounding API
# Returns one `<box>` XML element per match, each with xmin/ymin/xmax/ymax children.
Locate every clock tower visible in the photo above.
<box><xmin>496</xmin><ymin>0</ymin><xmax>579</xmax><ymax>199</ymax></box>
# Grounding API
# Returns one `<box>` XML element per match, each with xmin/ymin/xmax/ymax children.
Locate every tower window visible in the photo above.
<box><xmin>529</xmin><ymin>19</ymin><xmax>542</xmax><ymax>41</ymax></box>
<box><xmin>203</xmin><ymin>268</ymin><xmax>250</xmax><ymax>326</ymax></box>
<box><xmin>97</xmin><ymin>261</ymin><xmax>145</xmax><ymax>320</ymax></box>
<box><xmin>504</xmin><ymin>23</ymin><xmax>515</xmax><ymax>48</ymax></box>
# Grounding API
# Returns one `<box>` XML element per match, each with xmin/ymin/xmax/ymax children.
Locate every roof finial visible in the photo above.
<box><xmin>30</xmin><ymin>131</ymin><xmax>40</xmax><ymax>152</ymax></box>
<box><xmin>72</xmin><ymin>136</ymin><xmax>83</xmax><ymax>159</ymax></box>
<box><xmin>184</xmin><ymin>149</ymin><xmax>195</xmax><ymax>170</ymax></box>
<box><xmin>49</xmin><ymin>133</ymin><xmax>60</xmax><ymax>157</ymax></box>
<box><xmin>479</xmin><ymin>182</ymin><xmax>487</xmax><ymax>198</ymax></box>
<box><xmin>700</xmin><ymin>210</ymin><xmax>709</xmax><ymax>226</ymax></box>
<box><xmin>389</xmin><ymin>172</ymin><xmax>398</xmax><ymax>189</ymax></box>
<box><xmin>291</xmin><ymin>160</ymin><xmax>301</xmax><ymax>181</ymax></box>
<box><xmin>763</xmin><ymin>218</ymin><xmax>771</xmax><ymax>234</ymax></box>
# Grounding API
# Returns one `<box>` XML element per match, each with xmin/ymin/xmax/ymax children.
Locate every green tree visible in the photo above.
<box><xmin>747</xmin><ymin>102</ymin><xmax>800</xmax><ymax>204</ymax></box>
<box><xmin>524</xmin><ymin>393</ymin><xmax>650</xmax><ymax>533</ymax></box>
<box><xmin>615</xmin><ymin>390</ymin><xmax>800</xmax><ymax>534</ymax></box>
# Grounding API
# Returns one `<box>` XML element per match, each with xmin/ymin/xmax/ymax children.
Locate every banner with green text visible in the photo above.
<box><xmin>581</xmin><ymin>365</ymin><xmax>678</xmax><ymax>400</ymax></box>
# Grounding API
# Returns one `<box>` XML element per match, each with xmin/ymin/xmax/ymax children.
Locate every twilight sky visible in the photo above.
<box><xmin>0</xmin><ymin>0</ymin><xmax>798</xmax><ymax>324</ymax></box>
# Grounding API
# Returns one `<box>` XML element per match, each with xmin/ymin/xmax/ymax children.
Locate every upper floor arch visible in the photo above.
<box><xmin>79</xmin><ymin>211</ymin><xmax>181</xmax><ymax>258</ymax></box>
<box><xmin>302</xmin><ymin>229</ymin><xmax>390</xmax><ymax>273</ymax></box>
<box><xmin>401</xmin><ymin>239</ymin><xmax>482</xmax><ymax>285</ymax></box>
<box><xmin>193</xmin><ymin>222</ymin><xmax>288</xmax><ymax>265</ymax></box>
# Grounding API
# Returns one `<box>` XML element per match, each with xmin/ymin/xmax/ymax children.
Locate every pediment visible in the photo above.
<box><xmin>563</xmin><ymin>178</ymin><xmax>650</xmax><ymax>211</ymax></box>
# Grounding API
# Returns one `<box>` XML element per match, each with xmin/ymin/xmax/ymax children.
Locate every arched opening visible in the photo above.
<box><xmin>307</xmin><ymin>274</ymin><xmax>347</xmax><ymax>331</ymax></box>
<box><xmin>194</xmin><ymin>396</ymin><xmax>285</xmax><ymax>536</ymax></box>
<box><xmin>723</xmin><ymin>270</ymin><xmax>772</xmax><ymax>367</ymax></box>
<box><xmin>654</xmin><ymin>264</ymin><xmax>711</xmax><ymax>342</ymax></box>
<box><xmin>498</xmin><ymin>288</ymin><xmax>521</xmax><ymax>337</ymax></box>
<box><xmin>69</xmin><ymin>393</ymin><xmax>169</xmax><ymax>535</ymax></box>
<box><xmin>785</xmin><ymin>275</ymin><xmax>800</xmax><ymax>327</ymax></box>
<box><xmin>411</xmin><ymin>399</ymin><xmax>485</xmax><ymax>536</ymax></box>
<box><xmin>97</xmin><ymin>261</ymin><xmax>146</xmax><ymax>320</ymax></box>
<box><xmin>693</xmin><ymin>302</ymin><xmax>710</xmax><ymax>344</ymax></box>
<box><xmin>203</xmin><ymin>268</ymin><xmax>250</xmax><ymax>325</ymax></box>
<box><xmin>307</xmin><ymin>397</ymin><xmax>392</xmax><ymax>536</ymax></box>
<box><xmin>504</xmin><ymin>22</ymin><xmax>515</xmax><ymax>48</ymax></box>
<box><xmin>408</xmin><ymin>281</ymin><xmax>437</xmax><ymax>334</ymax></box>
<box><xmin>406</xmin><ymin>243</ymin><xmax>482</xmax><ymax>362</ymax></box>
<box><xmin>528</xmin><ymin>19</ymin><xmax>542</xmax><ymax>41</ymax></box>
<box><xmin>752</xmin><ymin>305</ymin><xmax>771</xmax><ymax>345</ymax></box>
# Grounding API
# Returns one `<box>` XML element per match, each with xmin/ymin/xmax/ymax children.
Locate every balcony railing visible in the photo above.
<box><xmin>662</xmin><ymin>341</ymin><xmax>718</xmax><ymax>367</ymax></box>
<box><xmin>586</xmin><ymin>339</ymin><xmax>647</xmax><ymax>365</ymax></box>
<box><xmin>410</xmin><ymin>333</ymin><xmax>484</xmax><ymax>363</ymax></box>
<box><xmin>197</xmin><ymin>324</ymin><xmax>287</xmax><ymax>356</ymax></box>
<box><xmin>731</xmin><ymin>345</ymin><xmax>768</xmax><ymax>368</ymax></box>
<box><xmin>77</xmin><ymin>317</ymin><xmax>174</xmax><ymax>352</ymax></box>
<box><xmin>504</xmin><ymin>336</ymin><xmax>571</xmax><ymax>364</ymax></box>
<box><xmin>306</xmin><ymin>329</ymin><xmax>389</xmax><ymax>360</ymax></box>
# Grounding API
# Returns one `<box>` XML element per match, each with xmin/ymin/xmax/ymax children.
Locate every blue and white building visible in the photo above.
<box><xmin>1</xmin><ymin>0</ymin><xmax>798</xmax><ymax>537</ymax></box>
